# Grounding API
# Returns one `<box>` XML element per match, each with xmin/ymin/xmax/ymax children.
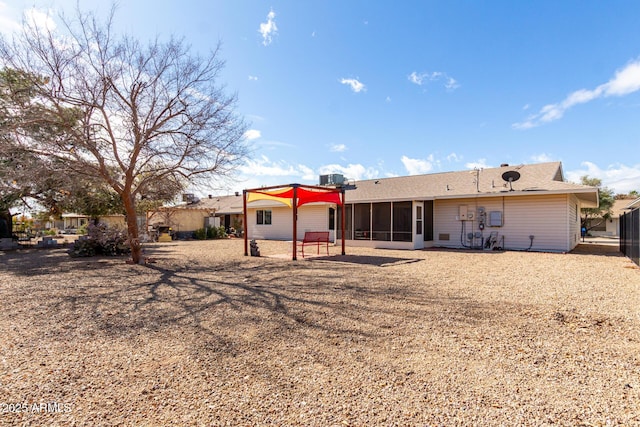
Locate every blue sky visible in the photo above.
<box><xmin>2</xmin><ymin>1</ymin><xmax>640</xmax><ymax>195</ymax></box>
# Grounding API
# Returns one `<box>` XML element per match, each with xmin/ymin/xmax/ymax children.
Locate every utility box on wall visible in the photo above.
<box><xmin>489</xmin><ymin>211</ymin><xmax>503</xmax><ymax>227</ymax></box>
<box><xmin>459</xmin><ymin>205</ymin><xmax>468</xmax><ymax>220</ymax></box>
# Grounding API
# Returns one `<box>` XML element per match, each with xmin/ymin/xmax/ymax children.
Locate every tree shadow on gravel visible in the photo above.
<box><xmin>43</xmin><ymin>248</ymin><xmax>628</xmax><ymax>365</ymax></box>
<box><xmin>0</xmin><ymin>248</ymin><xmax>502</xmax><ymax>359</ymax></box>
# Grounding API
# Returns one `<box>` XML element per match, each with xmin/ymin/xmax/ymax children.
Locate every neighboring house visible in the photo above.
<box><xmin>61</xmin><ymin>213</ymin><xmax>126</xmax><ymax>231</ymax></box>
<box><xmin>147</xmin><ymin>193</ymin><xmax>244</xmax><ymax>238</ymax></box>
<box><xmin>620</xmin><ymin>197</ymin><xmax>640</xmax><ymax>266</ymax></box>
<box><xmin>245</xmin><ymin>162</ymin><xmax>599</xmax><ymax>253</ymax></box>
<box><xmin>585</xmin><ymin>198</ymin><xmax>634</xmax><ymax>237</ymax></box>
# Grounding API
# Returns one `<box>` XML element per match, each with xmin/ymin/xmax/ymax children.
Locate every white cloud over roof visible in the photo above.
<box><xmin>513</xmin><ymin>58</ymin><xmax>640</xmax><ymax>129</ymax></box>
<box><xmin>565</xmin><ymin>161</ymin><xmax>640</xmax><ymax>195</ymax></box>
<box><xmin>401</xmin><ymin>155</ymin><xmax>434</xmax><ymax>175</ymax></box>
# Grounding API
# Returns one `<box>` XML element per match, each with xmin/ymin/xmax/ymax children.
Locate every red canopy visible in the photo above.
<box><xmin>243</xmin><ymin>184</ymin><xmax>346</xmax><ymax>260</ymax></box>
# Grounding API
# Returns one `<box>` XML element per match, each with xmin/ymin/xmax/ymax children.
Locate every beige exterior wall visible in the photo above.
<box><xmin>434</xmin><ymin>194</ymin><xmax>572</xmax><ymax>252</ymax></box>
<box><xmin>99</xmin><ymin>215</ymin><xmax>126</xmax><ymax>228</ymax></box>
<box><xmin>148</xmin><ymin>209</ymin><xmax>208</xmax><ymax>233</ymax></box>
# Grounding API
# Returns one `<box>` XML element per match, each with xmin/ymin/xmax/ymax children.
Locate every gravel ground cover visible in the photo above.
<box><xmin>1</xmin><ymin>239</ymin><xmax>639</xmax><ymax>426</ymax></box>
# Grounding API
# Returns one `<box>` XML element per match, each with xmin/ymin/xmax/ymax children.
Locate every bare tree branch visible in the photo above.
<box><xmin>0</xmin><ymin>5</ymin><xmax>248</xmax><ymax>263</ymax></box>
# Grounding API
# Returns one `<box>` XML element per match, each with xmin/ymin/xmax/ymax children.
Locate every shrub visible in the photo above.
<box><xmin>194</xmin><ymin>225</ymin><xmax>227</xmax><ymax>240</ymax></box>
<box><xmin>68</xmin><ymin>223</ymin><xmax>130</xmax><ymax>257</ymax></box>
<box><xmin>194</xmin><ymin>227</ymin><xmax>207</xmax><ymax>240</ymax></box>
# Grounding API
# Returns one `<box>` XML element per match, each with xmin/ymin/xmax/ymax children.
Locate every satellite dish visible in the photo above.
<box><xmin>501</xmin><ymin>170</ymin><xmax>521</xmax><ymax>191</ymax></box>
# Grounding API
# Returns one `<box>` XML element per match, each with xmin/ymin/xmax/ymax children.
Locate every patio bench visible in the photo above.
<box><xmin>299</xmin><ymin>231</ymin><xmax>330</xmax><ymax>257</ymax></box>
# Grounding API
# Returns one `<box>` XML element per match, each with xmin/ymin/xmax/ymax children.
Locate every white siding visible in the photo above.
<box><xmin>434</xmin><ymin>194</ymin><xmax>571</xmax><ymax>252</ymax></box>
<box><xmin>246</xmin><ymin>204</ymin><xmax>330</xmax><ymax>241</ymax></box>
<box><xmin>568</xmin><ymin>195</ymin><xmax>580</xmax><ymax>250</ymax></box>
<box><xmin>247</xmin><ymin>206</ymin><xmax>292</xmax><ymax>240</ymax></box>
<box><xmin>297</xmin><ymin>205</ymin><xmax>331</xmax><ymax>240</ymax></box>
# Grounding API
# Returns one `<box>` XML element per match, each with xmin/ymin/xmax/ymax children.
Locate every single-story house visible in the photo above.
<box><xmin>147</xmin><ymin>193</ymin><xmax>244</xmax><ymax>238</ymax></box>
<box><xmin>620</xmin><ymin>197</ymin><xmax>639</xmax><ymax>265</ymax></box>
<box><xmin>61</xmin><ymin>213</ymin><xmax>126</xmax><ymax>232</ymax></box>
<box><xmin>585</xmin><ymin>197</ymin><xmax>634</xmax><ymax>237</ymax></box>
<box><xmin>244</xmin><ymin>162</ymin><xmax>599</xmax><ymax>253</ymax></box>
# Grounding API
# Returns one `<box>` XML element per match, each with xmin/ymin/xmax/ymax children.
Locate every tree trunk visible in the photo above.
<box><xmin>122</xmin><ymin>193</ymin><xmax>143</xmax><ymax>264</ymax></box>
<box><xmin>0</xmin><ymin>209</ymin><xmax>12</xmax><ymax>239</ymax></box>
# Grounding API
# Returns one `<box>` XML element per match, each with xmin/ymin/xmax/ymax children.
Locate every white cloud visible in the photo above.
<box><xmin>243</xmin><ymin>129</ymin><xmax>261</xmax><ymax>141</ymax></box>
<box><xmin>465</xmin><ymin>159</ymin><xmax>490</xmax><ymax>170</ymax></box>
<box><xmin>0</xmin><ymin>2</ymin><xmax>21</xmax><ymax>35</ymax></box>
<box><xmin>401</xmin><ymin>155</ymin><xmax>434</xmax><ymax>175</ymax></box>
<box><xmin>329</xmin><ymin>143</ymin><xmax>347</xmax><ymax>153</ymax></box>
<box><xmin>408</xmin><ymin>71</ymin><xmax>460</xmax><ymax>90</ymax></box>
<box><xmin>248</xmin><ymin>75</ymin><xmax>258</xmax><ymax>81</ymax></box>
<box><xmin>0</xmin><ymin>5</ymin><xmax>58</xmax><ymax>36</ymax></box>
<box><xmin>530</xmin><ymin>153</ymin><xmax>554</xmax><ymax>163</ymax></box>
<box><xmin>340</xmin><ymin>78</ymin><xmax>366</xmax><ymax>93</ymax></box>
<box><xmin>385</xmin><ymin>96</ymin><xmax>391</xmax><ymax>103</ymax></box>
<box><xmin>298</xmin><ymin>164</ymin><xmax>316</xmax><ymax>181</ymax></box>
<box><xmin>24</xmin><ymin>7</ymin><xmax>56</xmax><ymax>31</ymax></box>
<box><xmin>565</xmin><ymin>161</ymin><xmax>640</xmax><ymax>194</ymax></box>
<box><xmin>239</xmin><ymin>155</ymin><xmax>299</xmax><ymax>177</ymax></box>
<box><xmin>513</xmin><ymin>58</ymin><xmax>640</xmax><ymax>129</ymax></box>
<box><xmin>259</xmin><ymin>9</ymin><xmax>278</xmax><ymax>46</ymax></box>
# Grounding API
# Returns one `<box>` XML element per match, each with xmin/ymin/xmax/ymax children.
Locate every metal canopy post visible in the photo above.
<box><xmin>292</xmin><ymin>185</ymin><xmax>298</xmax><ymax>261</ymax></box>
<box><xmin>243</xmin><ymin>190</ymin><xmax>248</xmax><ymax>256</ymax></box>
<box><xmin>341</xmin><ymin>188</ymin><xmax>346</xmax><ymax>255</ymax></box>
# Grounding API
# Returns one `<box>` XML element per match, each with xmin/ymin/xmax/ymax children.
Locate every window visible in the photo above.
<box><xmin>328</xmin><ymin>207</ymin><xmax>335</xmax><ymax>230</ymax></box>
<box><xmin>393</xmin><ymin>201</ymin><xmax>412</xmax><ymax>241</ymax></box>
<box><xmin>354</xmin><ymin>203</ymin><xmax>371</xmax><ymax>239</ymax></box>
<box><xmin>423</xmin><ymin>201</ymin><xmax>434</xmax><ymax>241</ymax></box>
<box><xmin>337</xmin><ymin>205</ymin><xmax>353</xmax><ymax>239</ymax></box>
<box><xmin>416</xmin><ymin>205</ymin><xmax>423</xmax><ymax>235</ymax></box>
<box><xmin>256</xmin><ymin>209</ymin><xmax>272</xmax><ymax>225</ymax></box>
<box><xmin>372</xmin><ymin>202</ymin><xmax>391</xmax><ymax>241</ymax></box>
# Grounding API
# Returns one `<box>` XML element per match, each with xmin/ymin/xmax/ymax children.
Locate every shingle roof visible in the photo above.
<box><xmin>343</xmin><ymin>162</ymin><xmax>599</xmax><ymax>206</ymax></box>
<box><xmin>614</xmin><ymin>197</ymin><xmax>640</xmax><ymax>215</ymax></box>
<box><xmin>161</xmin><ymin>194</ymin><xmax>244</xmax><ymax>214</ymax></box>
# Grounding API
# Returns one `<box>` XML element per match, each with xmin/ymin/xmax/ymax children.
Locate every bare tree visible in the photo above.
<box><xmin>0</xmin><ymin>6</ymin><xmax>248</xmax><ymax>263</ymax></box>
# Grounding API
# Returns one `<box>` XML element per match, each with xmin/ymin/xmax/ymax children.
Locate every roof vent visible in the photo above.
<box><xmin>500</xmin><ymin>163</ymin><xmax>509</xmax><ymax>167</ymax></box>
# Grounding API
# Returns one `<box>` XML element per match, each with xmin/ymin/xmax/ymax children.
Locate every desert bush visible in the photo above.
<box><xmin>68</xmin><ymin>223</ymin><xmax>130</xmax><ymax>257</ymax></box>
<box><xmin>194</xmin><ymin>225</ymin><xmax>227</xmax><ymax>240</ymax></box>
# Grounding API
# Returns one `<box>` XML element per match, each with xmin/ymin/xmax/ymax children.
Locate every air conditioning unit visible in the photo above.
<box><xmin>319</xmin><ymin>174</ymin><xmax>345</xmax><ymax>186</ymax></box>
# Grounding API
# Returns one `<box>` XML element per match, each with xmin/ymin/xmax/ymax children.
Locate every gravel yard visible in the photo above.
<box><xmin>1</xmin><ymin>239</ymin><xmax>639</xmax><ymax>426</ymax></box>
